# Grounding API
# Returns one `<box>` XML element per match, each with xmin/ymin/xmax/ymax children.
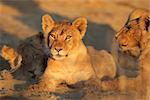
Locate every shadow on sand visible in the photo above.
<box><xmin>1</xmin><ymin>0</ymin><xmax>115</xmax><ymax>51</ymax></box>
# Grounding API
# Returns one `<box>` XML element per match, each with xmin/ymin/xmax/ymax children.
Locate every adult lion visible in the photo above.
<box><xmin>29</xmin><ymin>15</ymin><xmax>116</xmax><ymax>91</ymax></box>
<box><xmin>114</xmin><ymin>8</ymin><xmax>150</xmax><ymax>98</ymax></box>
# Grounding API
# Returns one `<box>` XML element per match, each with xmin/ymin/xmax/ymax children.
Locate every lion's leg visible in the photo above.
<box><xmin>28</xmin><ymin>75</ymin><xmax>60</xmax><ymax>92</ymax></box>
<box><xmin>139</xmin><ymin>51</ymin><xmax>150</xmax><ymax>98</ymax></box>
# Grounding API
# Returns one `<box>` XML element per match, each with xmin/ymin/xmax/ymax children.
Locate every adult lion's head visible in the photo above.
<box><xmin>42</xmin><ymin>15</ymin><xmax>87</xmax><ymax>60</ymax></box>
<box><xmin>115</xmin><ymin>9</ymin><xmax>150</xmax><ymax>57</ymax></box>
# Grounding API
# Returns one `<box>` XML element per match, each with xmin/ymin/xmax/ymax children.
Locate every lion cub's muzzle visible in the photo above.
<box><xmin>50</xmin><ymin>46</ymin><xmax>68</xmax><ymax>60</ymax></box>
<box><xmin>118</xmin><ymin>45</ymin><xmax>141</xmax><ymax>57</ymax></box>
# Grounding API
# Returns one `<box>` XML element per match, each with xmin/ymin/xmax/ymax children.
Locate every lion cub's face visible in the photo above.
<box><xmin>115</xmin><ymin>9</ymin><xmax>150</xmax><ymax>57</ymax></box>
<box><xmin>115</xmin><ymin>16</ymin><xmax>149</xmax><ymax>57</ymax></box>
<box><xmin>115</xmin><ymin>19</ymin><xmax>142</xmax><ymax>57</ymax></box>
<box><xmin>42</xmin><ymin>15</ymin><xmax>87</xmax><ymax>60</ymax></box>
<box><xmin>48</xmin><ymin>23</ymin><xmax>81</xmax><ymax>60</ymax></box>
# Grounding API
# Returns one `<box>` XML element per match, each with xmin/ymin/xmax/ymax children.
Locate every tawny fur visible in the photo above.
<box><xmin>1</xmin><ymin>33</ymin><xmax>48</xmax><ymax>80</ymax></box>
<box><xmin>0</xmin><ymin>69</ymin><xmax>25</xmax><ymax>90</ymax></box>
<box><xmin>1</xmin><ymin>45</ymin><xmax>22</xmax><ymax>72</ymax></box>
<box><xmin>29</xmin><ymin>15</ymin><xmax>116</xmax><ymax>91</ymax></box>
<box><xmin>112</xmin><ymin>8</ymin><xmax>150</xmax><ymax>98</ymax></box>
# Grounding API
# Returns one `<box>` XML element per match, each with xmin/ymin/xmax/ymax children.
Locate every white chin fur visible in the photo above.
<box><xmin>52</xmin><ymin>55</ymin><xmax>67</xmax><ymax>60</ymax></box>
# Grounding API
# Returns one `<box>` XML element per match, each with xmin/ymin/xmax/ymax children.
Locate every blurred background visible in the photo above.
<box><xmin>0</xmin><ymin>0</ymin><xmax>149</xmax><ymax>51</ymax></box>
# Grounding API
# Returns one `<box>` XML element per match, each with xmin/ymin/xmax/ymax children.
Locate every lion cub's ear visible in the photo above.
<box><xmin>42</xmin><ymin>14</ymin><xmax>55</xmax><ymax>47</ymax></box>
<box><xmin>42</xmin><ymin>14</ymin><xmax>55</xmax><ymax>34</ymax></box>
<box><xmin>72</xmin><ymin>17</ymin><xmax>87</xmax><ymax>38</ymax></box>
<box><xmin>126</xmin><ymin>9</ymin><xmax>150</xmax><ymax>31</ymax></box>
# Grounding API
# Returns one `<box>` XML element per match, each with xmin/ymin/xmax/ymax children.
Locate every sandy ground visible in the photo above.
<box><xmin>0</xmin><ymin>0</ymin><xmax>150</xmax><ymax>99</ymax></box>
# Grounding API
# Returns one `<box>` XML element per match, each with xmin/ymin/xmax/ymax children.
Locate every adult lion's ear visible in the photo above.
<box><xmin>72</xmin><ymin>17</ymin><xmax>87</xmax><ymax>38</ymax></box>
<box><xmin>42</xmin><ymin>14</ymin><xmax>55</xmax><ymax>34</ymax></box>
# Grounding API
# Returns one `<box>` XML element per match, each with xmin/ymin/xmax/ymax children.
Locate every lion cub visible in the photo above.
<box><xmin>114</xmin><ymin>8</ymin><xmax>150</xmax><ymax>97</ymax></box>
<box><xmin>27</xmin><ymin>15</ymin><xmax>116</xmax><ymax>91</ymax></box>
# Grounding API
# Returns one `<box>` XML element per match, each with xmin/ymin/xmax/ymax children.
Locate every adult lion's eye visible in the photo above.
<box><xmin>65</xmin><ymin>35</ymin><xmax>72</xmax><ymax>40</ymax></box>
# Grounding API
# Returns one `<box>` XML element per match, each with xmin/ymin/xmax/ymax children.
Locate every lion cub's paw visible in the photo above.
<box><xmin>28</xmin><ymin>82</ymin><xmax>56</xmax><ymax>92</ymax></box>
<box><xmin>0</xmin><ymin>69</ymin><xmax>13</xmax><ymax>80</ymax></box>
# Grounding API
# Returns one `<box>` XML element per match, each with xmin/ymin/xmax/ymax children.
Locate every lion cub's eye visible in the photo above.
<box><xmin>121</xmin><ymin>43</ymin><xmax>128</xmax><ymax>47</ymax></box>
<box><xmin>125</xmin><ymin>25</ymin><xmax>131</xmax><ymax>30</ymax></box>
<box><xmin>50</xmin><ymin>34</ymin><xmax>56</xmax><ymax>39</ymax></box>
<box><xmin>65</xmin><ymin>35</ymin><xmax>72</xmax><ymax>40</ymax></box>
<box><xmin>121</xmin><ymin>44</ymin><xmax>127</xmax><ymax>47</ymax></box>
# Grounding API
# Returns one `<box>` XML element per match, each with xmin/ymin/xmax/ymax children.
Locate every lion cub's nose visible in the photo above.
<box><xmin>55</xmin><ymin>47</ymin><xmax>63</xmax><ymax>52</ymax></box>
